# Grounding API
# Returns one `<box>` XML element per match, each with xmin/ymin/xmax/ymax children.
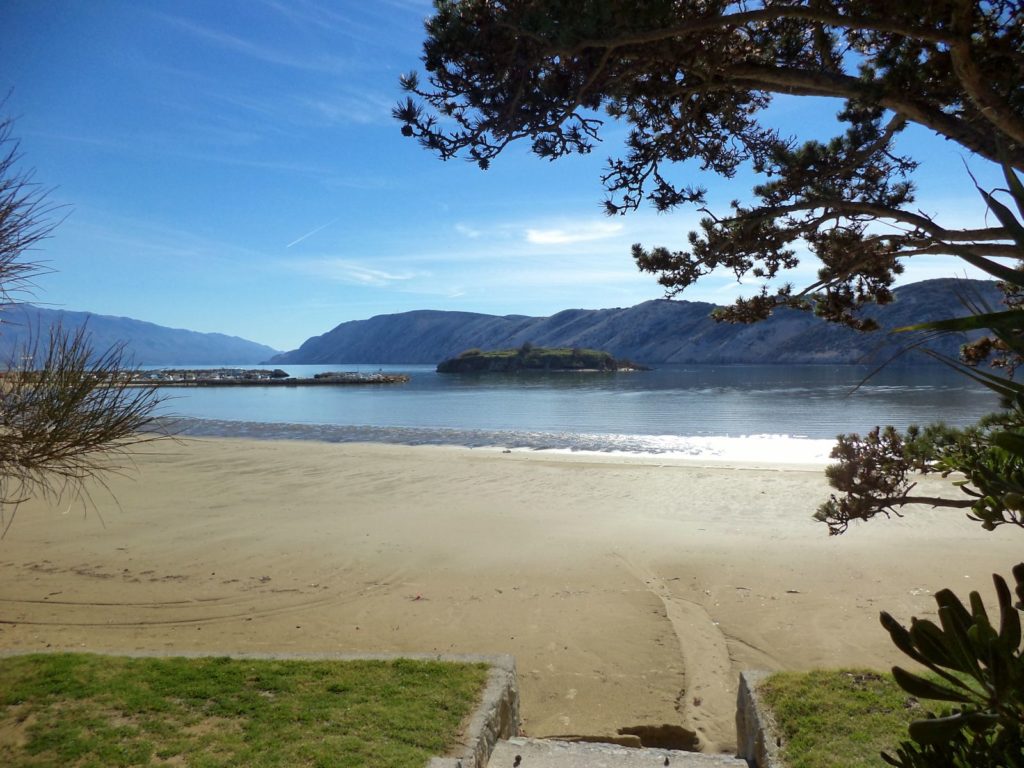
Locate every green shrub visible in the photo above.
<box><xmin>880</xmin><ymin>564</ymin><xmax>1024</xmax><ymax>767</ymax></box>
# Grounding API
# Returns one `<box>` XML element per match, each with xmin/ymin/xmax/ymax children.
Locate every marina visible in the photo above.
<box><xmin>133</xmin><ymin>368</ymin><xmax>410</xmax><ymax>387</ymax></box>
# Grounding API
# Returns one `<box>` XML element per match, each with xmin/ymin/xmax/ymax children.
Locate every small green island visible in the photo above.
<box><xmin>436</xmin><ymin>344</ymin><xmax>648</xmax><ymax>373</ymax></box>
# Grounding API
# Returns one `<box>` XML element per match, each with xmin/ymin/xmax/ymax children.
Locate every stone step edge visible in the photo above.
<box><xmin>425</xmin><ymin>654</ymin><xmax>519</xmax><ymax>768</ymax></box>
<box><xmin>735</xmin><ymin>670</ymin><xmax>783</xmax><ymax>768</ymax></box>
<box><xmin>433</xmin><ymin>666</ymin><xmax>784</xmax><ymax>768</ymax></box>
<box><xmin>489</xmin><ymin>737</ymin><xmax>750</xmax><ymax>766</ymax></box>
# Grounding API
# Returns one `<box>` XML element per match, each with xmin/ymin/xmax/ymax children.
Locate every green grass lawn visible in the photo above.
<box><xmin>758</xmin><ymin>669</ymin><xmax>937</xmax><ymax>768</ymax></box>
<box><xmin>0</xmin><ymin>653</ymin><xmax>489</xmax><ymax>768</ymax></box>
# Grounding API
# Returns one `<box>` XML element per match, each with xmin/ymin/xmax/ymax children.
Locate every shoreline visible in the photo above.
<box><xmin>162</xmin><ymin>417</ymin><xmax>839</xmax><ymax>466</ymax></box>
<box><xmin>384</xmin><ymin>443</ymin><xmax>833</xmax><ymax>471</ymax></box>
<box><xmin>2</xmin><ymin>436</ymin><xmax>1018</xmax><ymax>753</ymax></box>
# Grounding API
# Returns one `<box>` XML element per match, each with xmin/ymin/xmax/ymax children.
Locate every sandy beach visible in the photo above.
<box><xmin>1</xmin><ymin>437</ymin><xmax>1020</xmax><ymax>753</ymax></box>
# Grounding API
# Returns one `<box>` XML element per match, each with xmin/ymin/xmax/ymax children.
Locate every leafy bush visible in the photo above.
<box><xmin>879</xmin><ymin>564</ymin><xmax>1024</xmax><ymax>767</ymax></box>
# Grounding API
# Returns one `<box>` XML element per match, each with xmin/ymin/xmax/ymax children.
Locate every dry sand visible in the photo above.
<box><xmin>1</xmin><ymin>437</ymin><xmax>1020</xmax><ymax>753</ymax></box>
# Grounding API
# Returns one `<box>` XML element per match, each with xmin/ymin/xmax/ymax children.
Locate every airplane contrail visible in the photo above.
<box><xmin>286</xmin><ymin>217</ymin><xmax>340</xmax><ymax>248</ymax></box>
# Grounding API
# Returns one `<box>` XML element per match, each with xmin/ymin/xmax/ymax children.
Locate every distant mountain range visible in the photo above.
<box><xmin>0</xmin><ymin>278</ymin><xmax>1003</xmax><ymax>368</ymax></box>
<box><xmin>0</xmin><ymin>305</ymin><xmax>278</xmax><ymax>366</ymax></box>
<box><xmin>271</xmin><ymin>278</ymin><xmax>1003</xmax><ymax>366</ymax></box>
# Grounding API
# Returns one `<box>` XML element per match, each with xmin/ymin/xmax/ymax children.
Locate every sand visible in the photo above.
<box><xmin>1</xmin><ymin>437</ymin><xmax>1020</xmax><ymax>753</ymax></box>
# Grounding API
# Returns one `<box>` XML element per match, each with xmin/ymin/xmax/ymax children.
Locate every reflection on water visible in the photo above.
<box><xmin>153</xmin><ymin>363</ymin><xmax>1000</xmax><ymax>455</ymax></box>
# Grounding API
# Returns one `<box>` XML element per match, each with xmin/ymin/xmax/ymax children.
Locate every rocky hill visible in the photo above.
<box><xmin>0</xmin><ymin>305</ymin><xmax>279</xmax><ymax>366</ymax></box>
<box><xmin>271</xmin><ymin>278</ymin><xmax>1003</xmax><ymax>366</ymax></box>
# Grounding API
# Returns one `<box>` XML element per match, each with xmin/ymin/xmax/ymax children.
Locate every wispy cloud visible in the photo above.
<box><xmin>322</xmin><ymin>174</ymin><xmax>402</xmax><ymax>191</ymax></box>
<box><xmin>377</xmin><ymin>0</ymin><xmax>433</xmax><ymax>9</ymax></box>
<box><xmin>477</xmin><ymin>266</ymin><xmax>640</xmax><ymax>290</ymax></box>
<box><xmin>152</xmin><ymin>12</ymin><xmax>356</xmax><ymax>75</ymax></box>
<box><xmin>290</xmin><ymin>258</ymin><xmax>421</xmax><ymax>286</ymax></box>
<box><xmin>257</xmin><ymin>0</ymin><xmax>374</xmax><ymax>37</ymax></box>
<box><xmin>298</xmin><ymin>92</ymin><xmax>394</xmax><ymax>126</ymax></box>
<box><xmin>22</xmin><ymin>130</ymin><xmax>132</xmax><ymax>153</ymax></box>
<box><xmin>257</xmin><ymin>0</ymin><xmax>426</xmax><ymax>53</ymax></box>
<box><xmin>714</xmin><ymin>278</ymin><xmax>751</xmax><ymax>292</ymax></box>
<box><xmin>63</xmin><ymin>208</ymin><xmax>270</xmax><ymax>270</ymax></box>
<box><xmin>525</xmin><ymin>221</ymin><xmax>624</xmax><ymax>245</ymax></box>
<box><xmin>455</xmin><ymin>223</ymin><xmax>482</xmax><ymax>239</ymax></box>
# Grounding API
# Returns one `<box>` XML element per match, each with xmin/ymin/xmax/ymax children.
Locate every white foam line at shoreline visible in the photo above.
<box><xmin>522</xmin><ymin>434</ymin><xmax>836</xmax><ymax>465</ymax></box>
<box><xmin>166</xmin><ymin>418</ymin><xmax>837</xmax><ymax>465</ymax></box>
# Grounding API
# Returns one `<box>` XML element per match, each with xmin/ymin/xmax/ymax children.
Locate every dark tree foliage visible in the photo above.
<box><xmin>0</xmin><ymin>117</ymin><xmax>163</xmax><ymax>534</ymax></box>
<box><xmin>816</xmin><ymin>420</ymin><xmax>1024</xmax><ymax>535</ymax></box>
<box><xmin>396</xmin><ymin>0</ymin><xmax>1023</xmax><ymax>329</ymax></box>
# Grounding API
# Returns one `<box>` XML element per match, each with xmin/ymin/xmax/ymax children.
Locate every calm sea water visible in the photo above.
<box><xmin>153</xmin><ymin>364</ymin><xmax>1000</xmax><ymax>462</ymax></box>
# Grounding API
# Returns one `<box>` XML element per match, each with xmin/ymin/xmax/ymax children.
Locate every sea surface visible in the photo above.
<box><xmin>151</xmin><ymin>363</ymin><xmax>1000</xmax><ymax>463</ymax></box>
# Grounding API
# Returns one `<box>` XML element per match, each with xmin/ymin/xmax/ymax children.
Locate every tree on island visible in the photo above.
<box><xmin>396</xmin><ymin>2</ymin><xmax>1024</xmax><ymax>763</ymax></box>
<box><xmin>0</xmin><ymin>116</ymin><xmax>163</xmax><ymax>535</ymax></box>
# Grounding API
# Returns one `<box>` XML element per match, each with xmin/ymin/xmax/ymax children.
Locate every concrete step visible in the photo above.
<box><xmin>487</xmin><ymin>738</ymin><xmax>750</xmax><ymax>768</ymax></box>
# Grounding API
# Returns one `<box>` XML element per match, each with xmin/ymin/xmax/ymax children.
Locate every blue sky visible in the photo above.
<box><xmin>1</xmin><ymin>0</ymin><xmax>1003</xmax><ymax>351</ymax></box>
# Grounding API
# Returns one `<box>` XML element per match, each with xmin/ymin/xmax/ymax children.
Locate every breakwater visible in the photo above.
<box><xmin>134</xmin><ymin>369</ymin><xmax>409</xmax><ymax>387</ymax></box>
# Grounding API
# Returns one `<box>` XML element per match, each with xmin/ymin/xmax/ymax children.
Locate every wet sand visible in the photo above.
<box><xmin>1</xmin><ymin>437</ymin><xmax>1019</xmax><ymax>753</ymax></box>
